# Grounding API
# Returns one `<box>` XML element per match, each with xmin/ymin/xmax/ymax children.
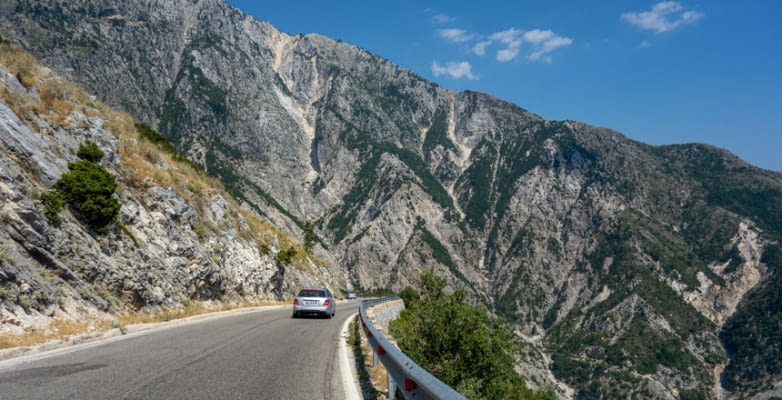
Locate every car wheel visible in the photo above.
<box><xmin>292</xmin><ymin>312</ymin><xmax>298</xmax><ymax>318</ymax></box>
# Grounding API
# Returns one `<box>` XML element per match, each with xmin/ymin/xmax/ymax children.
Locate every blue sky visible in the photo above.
<box><xmin>226</xmin><ymin>1</ymin><xmax>782</xmax><ymax>172</ymax></box>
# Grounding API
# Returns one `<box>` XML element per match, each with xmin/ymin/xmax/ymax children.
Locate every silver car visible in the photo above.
<box><xmin>292</xmin><ymin>288</ymin><xmax>335</xmax><ymax>318</ymax></box>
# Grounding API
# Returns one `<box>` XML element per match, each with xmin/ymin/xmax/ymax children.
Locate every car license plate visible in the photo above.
<box><xmin>305</xmin><ymin>300</ymin><xmax>317</xmax><ymax>305</ymax></box>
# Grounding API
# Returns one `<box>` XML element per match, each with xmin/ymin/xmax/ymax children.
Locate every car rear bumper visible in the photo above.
<box><xmin>293</xmin><ymin>306</ymin><xmax>331</xmax><ymax>314</ymax></box>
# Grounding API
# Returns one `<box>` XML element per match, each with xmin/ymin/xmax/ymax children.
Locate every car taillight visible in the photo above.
<box><xmin>323</xmin><ymin>299</ymin><xmax>330</xmax><ymax>306</ymax></box>
<box><xmin>293</xmin><ymin>299</ymin><xmax>300</xmax><ymax>306</ymax></box>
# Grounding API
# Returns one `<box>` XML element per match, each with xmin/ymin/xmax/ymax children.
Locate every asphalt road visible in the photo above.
<box><xmin>0</xmin><ymin>301</ymin><xmax>361</xmax><ymax>400</ymax></box>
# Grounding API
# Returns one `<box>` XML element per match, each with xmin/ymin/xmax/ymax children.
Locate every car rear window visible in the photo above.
<box><xmin>298</xmin><ymin>290</ymin><xmax>326</xmax><ymax>297</ymax></box>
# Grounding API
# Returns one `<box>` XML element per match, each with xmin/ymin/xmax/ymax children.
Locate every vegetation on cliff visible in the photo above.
<box><xmin>391</xmin><ymin>270</ymin><xmax>555</xmax><ymax>400</ymax></box>
<box><xmin>48</xmin><ymin>141</ymin><xmax>120</xmax><ymax>232</ymax></box>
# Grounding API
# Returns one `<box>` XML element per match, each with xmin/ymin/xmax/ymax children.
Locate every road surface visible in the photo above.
<box><xmin>0</xmin><ymin>301</ymin><xmax>360</xmax><ymax>399</ymax></box>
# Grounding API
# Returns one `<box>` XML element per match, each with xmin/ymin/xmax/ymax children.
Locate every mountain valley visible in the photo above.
<box><xmin>1</xmin><ymin>1</ymin><xmax>781</xmax><ymax>398</ymax></box>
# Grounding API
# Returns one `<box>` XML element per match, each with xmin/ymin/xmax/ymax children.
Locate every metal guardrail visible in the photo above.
<box><xmin>359</xmin><ymin>297</ymin><xmax>468</xmax><ymax>400</ymax></box>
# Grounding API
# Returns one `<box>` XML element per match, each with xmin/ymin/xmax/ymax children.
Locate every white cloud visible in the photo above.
<box><xmin>640</xmin><ymin>40</ymin><xmax>651</xmax><ymax>47</ymax></box>
<box><xmin>497</xmin><ymin>47</ymin><xmax>520</xmax><ymax>62</ymax></box>
<box><xmin>481</xmin><ymin>28</ymin><xmax>572</xmax><ymax>63</ymax></box>
<box><xmin>434</xmin><ymin>25</ymin><xmax>572</xmax><ymax>63</ymax></box>
<box><xmin>489</xmin><ymin>28</ymin><xmax>524</xmax><ymax>44</ymax></box>
<box><xmin>473</xmin><ymin>40</ymin><xmax>492</xmax><ymax>56</ymax></box>
<box><xmin>437</xmin><ymin>28</ymin><xmax>474</xmax><ymax>43</ymax></box>
<box><xmin>432</xmin><ymin>14</ymin><xmax>454</xmax><ymax>24</ymax></box>
<box><xmin>621</xmin><ymin>1</ymin><xmax>703</xmax><ymax>33</ymax></box>
<box><xmin>432</xmin><ymin>61</ymin><xmax>479</xmax><ymax>80</ymax></box>
<box><xmin>488</xmin><ymin>28</ymin><xmax>524</xmax><ymax>62</ymax></box>
<box><xmin>425</xmin><ymin>8</ymin><xmax>456</xmax><ymax>24</ymax></box>
<box><xmin>522</xmin><ymin>30</ymin><xmax>573</xmax><ymax>63</ymax></box>
<box><xmin>522</xmin><ymin>29</ymin><xmax>554</xmax><ymax>44</ymax></box>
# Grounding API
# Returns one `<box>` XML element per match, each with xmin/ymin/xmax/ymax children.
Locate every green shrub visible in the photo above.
<box><xmin>302</xmin><ymin>221</ymin><xmax>315</xmax><ymax>250</ymax></box>
<box><xmin>391</xmin><ymin>270</ymin><xmax>555</xmax><ymax>400</ymax></box>
<box><xmin>40</xmin><ymin>191</ymin><xmax>63</xmax><ymax>223</ymax></box>
<box><xmin>76</xmin><ymin>140</ymin><xmax>104</xmax><ymax>162</ymax></box>
<box><xmin>111</xmin><ymin>321</ymin><xmax>128</xmax><ymax>335</ymax></box>
<box><xmin>135</xmin><ymin>123</ymin><xmax>177</xmax><ymax>155</ymax></box>
<box><xmin>52</xmin><ymin>142</ymin><xmax>120</xmax><ymax>232</ymax></box>
<box><xmin>275</xmin><ymin>247</ymin><xmax>297</xmax><ymax>264</ymax></box>
<box><xmin>678</xmin><ymin>389</ymin><xmax>708</xmax><ymax>400</ymax></box>
<box><xmin>18</xmin><ymin>294</ymin><xmax>34</xmax><ymax>311</ymax></box>
<box><xmin>0</xmin><ymin>285</ymin><xmax>11</xmax><ymax>301</ymax></box>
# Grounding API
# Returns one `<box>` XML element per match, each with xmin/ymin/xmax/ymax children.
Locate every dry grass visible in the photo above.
<box><xmin>39</xmin><ymin>79</ymin><xmax>79</xmax><ymax>126</ymax></box>
<box><xmin>0</xmin><ymin>301</ymin><xmax>287</xmax><ymax>350</ymax></box>
<box><xmin>347</xmin><ymin>315</ymin><xmax>389</xmax><ymax>399</ymax></box>
<box><xmin>120</xmin><ymin>145</ymin><xmax>175</xmax><ymax>189</ymax></box>
<box><xmin>360</xmin><ymin>325</ymin><xmax>390</xmax><ymax>396</ymax></box>
<box><xmin>117</xmin><ymin>302</ymin><xmax>224</xmax><ymax>325</ymax></box>
<box><xmin>366</xmin><ymin>348</ymin><xmax>389</xmax><ymax>394</ymax></box>
<box><xmin>102</xmin><ymin>112</ymin><xmax>137</xmax><ymax>139</ymax></box>
<box><xmin>0</xmin><ymin>41</ymin><xmax>91</xmax><ymax>129</ymax></box>
<box><xmin>0</xmin><ymin>319</ymin><xmax>96</xmax><ymax>350</ymax></box>
<box><xmin>0</xmin><ymin>41</ymin><xmax>41</xmax><ymax>86</ymax></box>
<box><xmin>117</xmin><ymin>300</ymin><xmax>285</xmax><ymax>326</ymax></box>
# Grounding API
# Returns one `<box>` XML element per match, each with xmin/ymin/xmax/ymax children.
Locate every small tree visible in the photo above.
<box><xmin>50</xmin><ymin>141</ymin><xmax>120</xmax><ymax>233</ymax></box>
<box><xmin>302</xmin><ymin>221</ymin><xmax>316</xmax><ymax>250</ymax></box>
<box><xmin>276</xmin><ymin>247</ymin><xmax>297</xmax><ymax>264</ymax></box>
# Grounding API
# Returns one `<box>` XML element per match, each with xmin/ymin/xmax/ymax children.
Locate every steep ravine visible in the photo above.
<box><xmin>1</xmin><ymin>1</ymin><xmax>782</xmax><ymax>398</ymax></box>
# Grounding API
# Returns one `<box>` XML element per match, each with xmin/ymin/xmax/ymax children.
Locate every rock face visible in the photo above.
<box><xmin>2</xmin><ymin>1</ymin><xmax>782</xmax><ymax>398</ymax></box>
<box><xmin>0</xmin><ymin>61</ymin><xmax>347</xmax><ymax>334</ymax></box>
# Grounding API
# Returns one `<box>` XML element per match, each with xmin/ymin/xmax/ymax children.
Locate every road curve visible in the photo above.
<box><xmin>0</xmin><ymin>301</ymin><xmax>360</xmax><ymax>400</ymax></box>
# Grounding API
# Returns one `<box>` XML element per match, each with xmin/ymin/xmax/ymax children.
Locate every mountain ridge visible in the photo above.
<box><xmin>1</xmin><ymin>0</ymin><xmax>781</xmax><ymax>398</ymax></box>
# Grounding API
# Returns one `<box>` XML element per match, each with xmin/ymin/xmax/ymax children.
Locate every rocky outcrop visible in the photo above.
<box><xmin>0</xmin><ymin>63</ymin><xmax>347</xmax><ymax>334</ymax></box>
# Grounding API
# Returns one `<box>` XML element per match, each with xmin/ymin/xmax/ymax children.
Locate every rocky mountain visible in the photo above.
<box><xmin>0</xmin><ymin>40</ymin><xmax>346</xmax><ymax>334</ymax></box>
<box><xmin>1</xmin><ymin>0</ymin><xmax>781</xmax><ymax>398</ymax></box>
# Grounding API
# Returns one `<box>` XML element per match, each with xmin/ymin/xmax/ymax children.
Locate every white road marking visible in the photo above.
<box><xmin>339</xmin><ymin>312</ymin><xmax>361</xmax><ymax>400</ymax></box>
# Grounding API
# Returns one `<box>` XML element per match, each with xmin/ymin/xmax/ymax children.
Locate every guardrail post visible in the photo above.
<box><xmin>388</xmin><ymin>371</ymin><xmax>397</xmax><ymax>399</ymax></box>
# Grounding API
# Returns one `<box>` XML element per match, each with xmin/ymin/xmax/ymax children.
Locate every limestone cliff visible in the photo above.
<box><xmin>0</xmin><ymin>48</ymin><xmax>347</xmax><ymax>335</ymax></box>
<box><xmin>1</xmin><ymin>1</ymin><xmax>781</xmax><ymax>397</ymax></box>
